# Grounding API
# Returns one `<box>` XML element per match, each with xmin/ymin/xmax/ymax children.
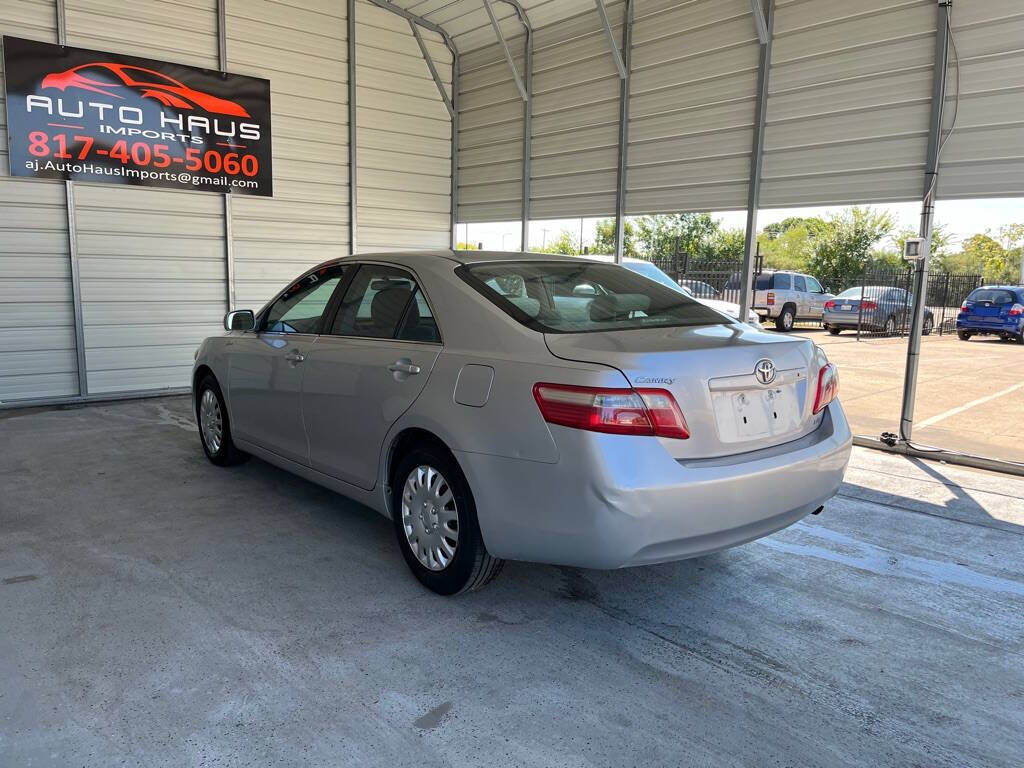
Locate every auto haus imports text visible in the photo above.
<box><xmin>24</xmin><ymin>96</ymin><xmax>262</xmax><ymax>178</ymax></box>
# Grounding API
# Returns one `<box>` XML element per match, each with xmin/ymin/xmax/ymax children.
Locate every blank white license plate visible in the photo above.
<box><xmin>840</xmin><ymin>304</ymin><xmax>853</xmax><ymax>311</ymax></box>
<box><xmin>711</xmin><ymin>384</ymin><xmax>802</xmax><ymax>443</ymax></box>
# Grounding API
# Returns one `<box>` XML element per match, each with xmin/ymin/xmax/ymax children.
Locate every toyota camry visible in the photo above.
<box><xmin>193</xmin><ymin>252</ymin><xmax>852</xmax><ymax>595</ymax></box>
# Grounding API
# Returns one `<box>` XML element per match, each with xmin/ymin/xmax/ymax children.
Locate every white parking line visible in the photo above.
<box><xmin>916</xmin><ymin>382</ymin><xmax>1024</xmax><ymax>429</ymax></box>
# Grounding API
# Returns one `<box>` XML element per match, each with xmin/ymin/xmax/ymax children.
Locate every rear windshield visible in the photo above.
<box><xmin>836</xmin><ymin>286</ymin><xmax>888</xmax><ymax>299</ymax></box>
<box><xmin>458</xmin><ymin>260</ymin><xmax>726</xmax><ymax>334</ymax></box>
<box><xmin>967</xmin><ymin>288</ymin><xmax>1016</xmax><ymax>304</ymax></box>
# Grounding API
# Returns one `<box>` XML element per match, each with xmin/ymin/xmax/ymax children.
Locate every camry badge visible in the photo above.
<box><xmin>754</xmin><ymin>358</ymin><xmax>777</xmax><ymax>385</ymax></box>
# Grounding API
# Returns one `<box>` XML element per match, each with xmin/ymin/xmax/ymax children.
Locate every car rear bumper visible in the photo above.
<box><xmin>956</xmin><ymin>317</ymin><xmax>1022</xmax><ymax>333</ymax></box>
<box><xmin>457</xmin><ymin>400</ymin><xmax>852</xmax><ymax>569</ymax></box>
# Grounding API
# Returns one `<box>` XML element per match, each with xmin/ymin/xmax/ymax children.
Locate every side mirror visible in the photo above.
<box><xmin>224</xmin><ymin>310</ymin><xmax>255</xmax><ymax>331</ymax></box>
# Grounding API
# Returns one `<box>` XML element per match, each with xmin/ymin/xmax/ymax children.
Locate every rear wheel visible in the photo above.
<box><xmin>774</xmin><ymin>305</ymin><xmax>795</xmax><ymax>332</ymax></box>
<box><xmin>883</xmin><ymin>315</ymin><xmax>896</xmax><ymax>336</ymax></box>
<box><xmin>196</xmin><ymin>375</ymin><xmax>248</xmax><ymax>466</ymax></box>
<box><xmin>828</xmin><ymin>327</ymin><xmax>841</xmax><ymax>336</ymax></box>
<box><xmin>957</xmin><ymin>330</ymin><xmax>972</xmax><ymax>341</ymax></box>
<box><xmin>922</xmin><ymin>316</ymin><xmax>933</xmax><ymax>336</ymax></box>
<box><xmin>391</xmin><ymin>444</ymin><xmax>503</xmax><ymax>595</ymax></box>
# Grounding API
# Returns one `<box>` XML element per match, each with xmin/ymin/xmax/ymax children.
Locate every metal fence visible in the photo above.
<box><xmin>643</xmin><ymin>251</ymin><xmax>982</xmax><ymax>339</ymax></box>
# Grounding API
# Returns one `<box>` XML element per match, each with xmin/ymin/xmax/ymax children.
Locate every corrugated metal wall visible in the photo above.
<box><xmin>355</xmin><ymin>0</ymin><xmax>452</xmax><ymax>251</ymax></box>
<box><xmin>63</xmin><ymin>0</ymin><xmax>227</xmax><ymax>394</ymax></box>
<box><xmin>938</xmin><ymin>0</ymin><xmax>1024</xmax><ymax>198</ymax></box>
<box><xmin>458</xmin><ymin>37</ymin><xmax>524</xmax><ymax>223</ymax></box>
<box><xmin>227</xmin><ymin>0</ymin><xmax>350</xmax><ymax>308</ymax></box>
<box><xmin>627</xmin><ymin>0</ymin><xmax>760</xmax><ymax>214</ymax></box>
<box><xmin>0</xmin><ymin>3</ymin><xmax>77</xmax><ymax>403</ymax></box>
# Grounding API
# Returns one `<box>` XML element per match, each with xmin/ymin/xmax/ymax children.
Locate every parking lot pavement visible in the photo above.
<box><xmin>795</xmin><ymin>328</ymin><xmax>1024</xmax><ymax>463</ymax></box>
<box><xmin>2</xmin><ymin>397</ymin><xmax>1023</xmax><ymax>767</ymax></box>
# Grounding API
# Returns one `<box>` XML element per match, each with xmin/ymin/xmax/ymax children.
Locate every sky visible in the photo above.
<box><xmin>459</xmin><ymin>198</ymin><xmax>1024</xmax><ymax>252</ymax></box>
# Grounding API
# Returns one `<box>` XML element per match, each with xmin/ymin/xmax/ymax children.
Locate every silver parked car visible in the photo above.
<box><xmin>193</xmin><ymin>252</ymin><xmax>852</xmax><ymax>594</ymax></box>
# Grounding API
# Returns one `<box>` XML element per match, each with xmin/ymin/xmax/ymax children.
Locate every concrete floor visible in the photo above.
<box><xmin>795</xmin><ymin>329</ymin><xmax>1024</xmax><ymax>463</ymax></box>
<box><xmin>2</xmin><ymin>396</ymin><xmax>1023</xmax><ymax>767</ymax></box>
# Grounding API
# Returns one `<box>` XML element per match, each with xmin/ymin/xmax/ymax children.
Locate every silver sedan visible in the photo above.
<box><xmin>193</xmin><ymin>252</ymin><xmax>852</xmax><ymax>595</ymax></box>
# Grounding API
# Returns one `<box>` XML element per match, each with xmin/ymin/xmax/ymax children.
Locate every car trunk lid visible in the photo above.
<box><xmin>544</xmin><ymin>324</ymin><xmax>824</xmax><ymax>459</ymax></box>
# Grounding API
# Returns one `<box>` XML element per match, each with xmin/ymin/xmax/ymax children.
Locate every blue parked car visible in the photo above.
<box><xmin>956</xmin><ymin>286</ymin><xmax>1024</xmax><ymax>342</ymax></box>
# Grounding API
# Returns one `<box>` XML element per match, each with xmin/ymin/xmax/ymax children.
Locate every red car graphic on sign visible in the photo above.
<box><xmin>41</xmin><ymin>62</ymin><xmax>250</xmax><ymax>117</ymax></box>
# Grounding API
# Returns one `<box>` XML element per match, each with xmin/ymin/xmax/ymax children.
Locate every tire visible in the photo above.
<box><xmin>922</xmin><ymin>316</ymin><xmax>933</xmax><ymax>336</ymax></box>
<box><xmin>883</xmin><ymin>315</ymin><xmax>896</xmax><ymax>336</ymax></box>
<box><xmin>774</xmin><ymin>305</ymin><xmax>795</xmax><ymax>332</ymax></box>
<box><xmin>828</xmin><ymin>327</ymin><xmax>841</xmax><ymax>336</ymax></box>
<box><xmin>957</xmin><ymin>330</ymin><xmax>972</xmax><ymax>341</ymax></box>
<box><xmin>195</xmin><ymin>374</ymin><xmax>248</xmax><ymax>466</ymax></box>
<box><xmin>391</xmin><ymin>443</ymin><xmax>504</xmax><ymax>595</ymax></box>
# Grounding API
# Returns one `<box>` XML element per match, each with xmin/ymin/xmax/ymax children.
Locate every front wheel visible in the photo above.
<box><xmin>922</xmin><ymin>316</ymin><xmax>933</xmax><ymax>336</ymax></box>
<box><xmin>957</xmin><ymin>330</ymin><xmax>972</xmax><ymax>341</ymax></box>
<box><xmin>828</xmin><ymin>327</ymin><xmax>841</xmax><ymax>336</ymax></box>
<box><xmin>883</xmin><ymin>315</ymin><xmax>896</xmax><ymax>336</ymax></box>
<box><xmin>392</xmin><ymin>445</ymin><xmax>503</xmax><ymax>595</ymax></box>
<box><xmin>196</xmin><ymin>375</ymin><xmax>248</xmax><ymax>466</ymax></box>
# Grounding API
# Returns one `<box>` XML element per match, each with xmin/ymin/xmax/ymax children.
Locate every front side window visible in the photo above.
<box><xmin>459</xmin><ymin>260</ymin><xmax>725</xmax><ymax>334</ymax></box>
<box><xmin>330</xmin><ymin>264</ymin><xmax>440</xmax><ymax>342</ymax></box>
<box><xmin>263</xmin><ymin>265</ymin><xmax>345</xmax><ymax>334</ymax></box>
<box><xmin>806</xmin><ymin>276</ymin><xmax>823</xmax><ymax>293</ymax></box>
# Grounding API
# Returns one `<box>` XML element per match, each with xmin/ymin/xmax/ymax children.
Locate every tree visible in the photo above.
<box><xmin>535</xmin><ymin>230</ymin><xmax>580</xmax><ymax>255</ymax></box>
<box><xmin>710</xmin><ymin>228</ymin><xmax>746</xmax><ymax>260</ymax></box>
<box><xmin>592</xmin><ymin>217</ymin><xmax>639</xmax><ymax>259</ymax></box>
<box><xmin>961</xmin><ymin>233</ymin><xmax>1011</xmax><ymax>283</ymax></box>
<box><xmin>759</xmin><ymin>217</ymin><xmax>824</xmax><ymax>272</ymax></box>
<box><xmin>805</xmin><ymin>207</ymin><xmax>896</xmax><ymax>292</ymax></box>
<box><xmin>891</xmin><ymin>223</ymin><xmax>952</xmax><ymax>268</ymax></box>
<box><xmin>634</xmin><ymin>213</ymin><xmax>718</xmax><ymax>260</ymax></box>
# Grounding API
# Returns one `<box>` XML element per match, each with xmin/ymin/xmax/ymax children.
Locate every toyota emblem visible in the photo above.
<box><xmin>754</xmin><ymin>358</ymin><xmax>777</xmax><ymax>385</ymax></box>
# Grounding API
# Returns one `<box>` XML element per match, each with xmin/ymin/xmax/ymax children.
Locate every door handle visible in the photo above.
<box><xmin>285</xmin><ymin>350</ymin><xmax>305</xmax><ymax>364</ymax></box>
<box><xmin>388</xmin><ymin>359</ymin><xmax>421</xmax><ymax>375</ymax></box>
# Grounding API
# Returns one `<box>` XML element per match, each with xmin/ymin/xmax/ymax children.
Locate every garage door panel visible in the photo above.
<box><xmin>460</xmin><ymin>160</ymin><xmax>524</xmax><ymax>187</ymax></box>
<box><xmin>627</xmin><ymin>155</ymin><xmax>750</xmax><ymax>191</ymax></box>
<box><xmin>765</xmin><ymin>102</ymin><xmax>932</xmax><ymax>151</ymax></box>
<box><xmin>760</xmin><ymin>168</ymin><xmax>923</xmax><ymax>208</ymax></box>
<box><xmin>770</xmin><ymin>36</ymin><xmax>934</xmax><ymax>93</ymax></box>
<box><xmin>0</xmin><ymin>372</ymin><xmax>81</xmax><ymax>402</ymax></box>
<box><xmin>458</xmin><ymin>200</ymin><xmax>523</xmax><ymax>222</ymax></box>
<box><xmin>532</xmin><ymin>101</ymin><xmax>620</xmax><ymax>137</ymax></box>
<box><xmin>532</xmin><ymin>170</ymin><xmax>617</xmax><ymax>200</ymax></box>
<box><xmin>629</xmin><ymin>128</ymin><xmax>754</xmax><ymax>167</ymax></box>
<box><xmin>460</xmin><ymin>140</ymin><xmax>522</xmax><ymax>169</ymax></box>
<box><xmin>531</xmin><ymin>148</ymin><xmax>618</xmax><ymax>179</ymax></box>
<box><xmin>87</xmin><ymin>366</ymin><xmax>193</xmax><ymax>394</ymax></box>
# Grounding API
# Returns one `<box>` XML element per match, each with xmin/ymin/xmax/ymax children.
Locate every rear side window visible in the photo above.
<box><xmin>793</xmin><ymin>275</ymin><xmax>807</xmax><ymax>292</ymax></box>
<box><xmin>775</xmin><ymin>274</ymin><xmax>792</xmax><ymax>290</ymax></box>
<box><xmin>329</xmin><ymin>264</ymin><xmax>440</xmax><ymax>343</ymax></box>
<box><xmin>459</xmin><ymin>260</ymin><xmax>725</xmax><ymax>334</ymax></box>
<box><xmin>968</xmin><ymin>289</ymin><xmax>1015</xmax><ymax>304</ymax></box>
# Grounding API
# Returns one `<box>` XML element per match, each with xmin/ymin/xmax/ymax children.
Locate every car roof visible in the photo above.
<box><xmin>307</xmin><ymin>250</ymin><xmax>617</xmax><ymax>273</ymax></box>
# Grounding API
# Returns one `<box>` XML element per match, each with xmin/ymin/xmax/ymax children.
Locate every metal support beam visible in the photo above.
<box><xmin>613</xmin><ymin>1</ymin><xmax>633</xmax><ymax>264</ymax></box>
<box><xmin>482</xmin><ymin>0</ymin><xmax>527</xmax><ymax>101</ymax></box>
<box><xmin>750</xmin><ymin>0</ymin><xmax>769</xmax><ymax>44</ymax></box>
<box><xmin>738</xmin><ymin>0</ymin><xmax>774</xmax><ymax>323</ymax></box>
<box><xmin>55</xmin><ymin>0</ymin><xmax>88</xmax><ymax>397</ymax></box>
<box><xmin>520</xmin><ymin>26</ymin><xmax>532</xmax><ymax>251</ymax></box>
<box><xmin>594</xmin><ymin>0</ymin><xmax>627</xmax><ymax>79</ymax></box>
<box><xmin>348</xmin><ymin>0</ymin><xmax>358</xmax><ymax>254</ymax></box>
<box><xmin>410</xmin><ymin>20</ymin><xmax>455</xmax><ymax>119</ymax></box>
<box><xmin>899</xmin><ymin>0</ymin><xmax>951</xmax><ymax>443</ymax></box>
<box><xmin>366</xmin><ymin>1</ymin><xmax>460</xmax><ymax>248</ymax></box>
<box><xmin>216</xmin><ymin>0</ymin><xmax>235</xmax><ymax>310</ymax></box>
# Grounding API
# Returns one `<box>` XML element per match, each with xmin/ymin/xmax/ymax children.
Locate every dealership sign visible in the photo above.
<box><xmin>2</xmin><ymin>36</ymin><xmax>272</xmax><ymax>196</ymax></box>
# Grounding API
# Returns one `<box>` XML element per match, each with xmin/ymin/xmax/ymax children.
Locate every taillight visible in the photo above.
<box><xmin>960</xmin><ymin>301</ymin><xmax>969</xmax><ymax>313</ymax></box>
<box><xmin>824</xmin><ymin>300</ymin><xmax>835</xmax><ymax>311</ymax></box>
<box><xmin>813</xmin><ymin>363</ymin><xmax>839</xmax><ymax>415</ymax></box>
<box><xmin>533</xmin><ymin>383</ymin><xmax>690</xmax><ymax>439</ymax></box>
<box><xmin>766</xmin><ymin>291</ymin><xmax>775</xmax><ymax>306</ymax></box>
<box><xmin>861</xmin><ymin>300</ymin><xmax>878</xmax><ymax>311</ymax></box>
<box><xmin>1010</xmin><ymin>304</ymin><xmax>1024</xmax><ymax>316</ymax></box>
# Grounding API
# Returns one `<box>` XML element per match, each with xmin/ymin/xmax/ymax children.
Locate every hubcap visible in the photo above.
<box><xmin>199</xmin><ymin>389</ymin><xmax>223</xmax><ymax>454</ymax></box>
<box><xmin>401</xmin><ymin>465</ymin><xmax>459</xmax><ymax>571</ymax></box>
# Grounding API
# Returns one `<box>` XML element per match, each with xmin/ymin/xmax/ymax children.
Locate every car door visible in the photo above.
<box><xmin>227</xmin><ymin>264</ymin><xmax>348</xmax><ymax>463</ymax></box>
<box><xmin>804</xmin><ymin>275</ymin><xmax>828</xmax><ymax>318</ymax></box>
<box><xmin>792</xmin><ymin>274</ymin><xmax>809</xmax><ymax>318</ymax></box>
<box><xmin>301</xmin><ymin>263</ymin><xmax>442</xmax><ymax>490</ymax></box>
